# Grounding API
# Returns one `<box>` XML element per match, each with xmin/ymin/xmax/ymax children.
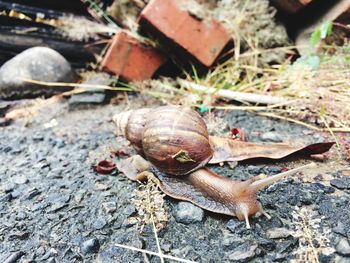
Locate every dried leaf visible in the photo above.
<box><xmin>116</xmin><ymin>155</ymin><xmax>150</xmax><ymax>180</ymax></box>
<box><xmin>209</xmin><ymin>136</ymin><xmax>334</xmax><ymax>163</ymax></box>
<box><xmin>172</xmin><ymin>150</ymin><xmax>196</xmax><ymax>163</ymax></box>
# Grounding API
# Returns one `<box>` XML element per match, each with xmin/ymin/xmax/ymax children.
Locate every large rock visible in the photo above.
<box><xmin>0</xmin><ymin>47</ymin><xmax>76</xmax><ymax>99</ymax></box>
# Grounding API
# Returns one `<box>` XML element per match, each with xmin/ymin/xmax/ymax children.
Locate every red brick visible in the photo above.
<box><xmin>101</xmin><ymin>31</ymin><xmax>167</xmax><ymax>82</ymax></box>
<box><xmin>271</xmin><ymin>0</ymin><xmax>313</xmax><ymax>13</ymax></box>
<box><xmin>139</xmin><ymin>0</ymin><xmax>231</xmax><ymax>67</ymax></box>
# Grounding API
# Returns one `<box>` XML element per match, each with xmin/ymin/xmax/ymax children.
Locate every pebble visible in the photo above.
<box><xmin>47</xmin><ymin>168</ymin><xmax>64</xmax><ymax>179</ymax></box>
<box><xmin>330</xmin><ymin>178</ymin><xmax>350</xmax><ymax>190</ymax></box>
<box><xmin>81</xmin><ymin>238</ymin><xmax>100</xmax><ymax>254</ymax></box>
<box><xmin>222</xmin><ymin>235</ymin><xmax>242</xmax><ymax>250</ymax></box>
<box><xmin>312</xmin><ymin>183</ymin><xmax>335</xmax><ymax>194</ymax></box>
<box><xmin>68</xmin><ymin>92</ymin><xmax>106</xmax><ymax>110</ymax></box>
<box><xmin>276</xmin><ymin>239</ymin><xmax>298</xmax><ymax>254</ymax></box>
<box><xmin>15</xmin><ymin>210</ymin><xmax>27</xmax><ymax>221</ymax></box>
<box><xmin>269</xmin><ymin>252</ymin><xmax>288</xmax><ymax>261</ymax></box>
<box><xmin>260</xmin><ymin>132</ymin><xmax>283</xmax><ymax>142</ymax></box>
<box><xmin>93</xmin><ymin>217</ymin><xmax>108</xmax><ymax>230</ymax></box>
<box><xmin>336</xmin><ymin>238</ymin><xmax>350</xmax><ymax>256</ymax></box>
<box><xmin>47</xmin><ymin>258</ymin><xmax>57</xmax><ymax>263</ymax></box>
<box><xmin>74</xmin><ymin>189</ymin><xmax>87</xmax><ymax>203</ymax></box>
<box><xmin>102</xmin><ymin>202</ymin><xmax>117</xmax><ymax>214</ymax></box>
<box><xmin>256</xmin><ymin>238</ymin><xmax>276</xmax><ymax>251</ymax></box>
<box><xmin>333</xmin><ymin>222</ymin><xmax>348</xmax><ymax>236</ymax></box>
<box><xmin>266</xmin><ymin>166</ymin><xmax>282</xmax><ymax>174</ymax></box>
<box><xmin>174</xmin><ymin>202</ymin><xmax>204</xmax><ymax>224</ymax></box>
<box><xmin>226</xmin><ymin>219</ymin><xmax>245</xmax><ymax>234</ymax></box>
<box><xmin>47</xmin><ymin>203</ymin><xmax>68</xmax><ymax>213</ymax></box>
<box><xmin>247</xmin><ymin>165</ymin><xmax>263</xmax><ymax>175</ymax></box>
<box><xmin>24</xmin><ymin>188</ymin><xmax>41</xmax><ymax>200</ymax></box>
<box><xmin>3</xmin><ymin>251</ymin><xmax>25</xmax><ymax>263</ymax></box>
<box><xmin>228</xmin><ymin>242</ymin><xmax>258</xmax><ymax>261</ymax></box>
<box><xmin>319</xmin><ymin>253</ymin><xmax>335</xmax><ymax>263</ymax></box>
<box><xmin>0</xmin><ymin>193</ymin><xmax>13</xmax><ymax>203</ymax></box>
<box><xmin>12</xmin><ymin>175</ymin><xmax>28</xmax><ymax>185</ymax></box>
<box><xmin>122</xmin><ymin>204</ymin><xmax>137</xmax><ymax>217</ymax></box>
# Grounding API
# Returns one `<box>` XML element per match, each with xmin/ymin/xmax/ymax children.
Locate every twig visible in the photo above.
<box><xmin>146</xmin><ymin>184</ymin><xmax>164</xmax><ymax>263</ymax></box>
<box><xmin>21</xmin><ymin>78</ymin><xmax>134</xmax><ymax>91</ymax></box>
<box><xmin>114</xmin><ymin>243</ymin><xmax>197</xmax><ymax>263</ymax></box>
<box><xmin>178</xmin><ymin>79</ymin><xmax>289</xmax><ymax>105</ymax></box>
<box><xmin>258</xmin><ymin>112</ymin><xmax>350</xmax><ymax>132</ymax></box>
<box><xmin>257</xmin><ymin>112</ymin><xmax>322</xmax><ymax>131</ymax></box>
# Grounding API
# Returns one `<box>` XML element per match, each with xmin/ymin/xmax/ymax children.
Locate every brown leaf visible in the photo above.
<box><xmin>209</xmin><ymin>136</ymin><xmax>334</xmax><ymax>163</ymax></box>
<box><xmin>116</xmin><ymin>155</ymin><xmax>150</xmax><ymax>181</ymax></box>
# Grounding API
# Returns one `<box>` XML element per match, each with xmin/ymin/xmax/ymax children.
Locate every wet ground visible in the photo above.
<box><xmin>0</xmin><ymin>96</ymin><xmax>349</xmax><ymax>263</ymax></box>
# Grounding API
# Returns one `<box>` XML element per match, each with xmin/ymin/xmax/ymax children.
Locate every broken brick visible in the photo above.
<box><xmin>139</xmin><ymin>0</ymin><xmax>231</xmax><ymax>67</ymax></box>
<box><xmin>270</xmin><ymin>0</ymin><xmax>313</xmax><ymax>14</ymax></box>
<box><xmin>100</xmin><ymin>31</ymin><xmax>167</xmax><ymax>82</ymax></box>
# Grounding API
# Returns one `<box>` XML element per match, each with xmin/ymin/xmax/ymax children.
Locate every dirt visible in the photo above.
<box><xmin>0</xmin><ymin>96</ymin><xmax>349</xmax><ymax>263</ymax></box>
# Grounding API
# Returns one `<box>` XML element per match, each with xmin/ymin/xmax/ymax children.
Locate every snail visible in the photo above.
<box><xmin>113</xmin><ymin>106</ymin><xmax>328</xmax><ymax>228</ymax></box>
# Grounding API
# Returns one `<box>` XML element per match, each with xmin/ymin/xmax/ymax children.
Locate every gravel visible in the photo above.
<box><xmin>0</xmin><ymin>98</ymin><xmax>349</xmax><ymax>262</ymax></box>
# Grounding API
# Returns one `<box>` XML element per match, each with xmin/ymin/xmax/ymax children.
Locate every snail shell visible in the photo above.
<box><xmin>114</xmin><ymin>106</ymin><xmax>213</xmax><ymax>175</ymax></box>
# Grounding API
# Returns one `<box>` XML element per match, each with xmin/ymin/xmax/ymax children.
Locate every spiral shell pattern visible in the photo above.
<box><xmin>142</xmin><ymin>106</ymin><xmax>213</xmax><ymax>175</ymax></box>
<box><xmin>113</xmin><ymin>108</ymin><xmax>151</xmax><ymax>155</ymax></box>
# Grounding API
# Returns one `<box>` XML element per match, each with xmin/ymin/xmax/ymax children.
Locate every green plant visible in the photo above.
<box><xmin>310</xmin><ymin>21</ymin><xmax>333</xmax><ymax>48</ymax></box>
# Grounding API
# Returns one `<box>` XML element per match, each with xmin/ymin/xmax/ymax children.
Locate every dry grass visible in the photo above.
<box><xmin>134</xmin><ymin>45</ymin><xmax>349</xmax><ymax>133</ymax></box>
<box><xmin>291</xmin><ymin>207</ymin><xmax>335</xmax><ymax>263</ymax></box>
<box><xmin>128</xmin><ymin>174</ymin><xmax>169</xmax><ymax>232</ymax></box>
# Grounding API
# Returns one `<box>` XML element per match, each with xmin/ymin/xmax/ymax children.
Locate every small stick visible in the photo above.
<box><xmin>21</xmin><ymin>78</ymin><xmax>133</xmax><ymax>91</ymax></box>
<box><xmin>178</xmin><ymin>79</ymin><xmax>289</xmax><ymax>105</ymax></box>
<box><xmin>114</xmin><ymin>243</ymin><xmax>196</xmax><ymax>263</ymax></box>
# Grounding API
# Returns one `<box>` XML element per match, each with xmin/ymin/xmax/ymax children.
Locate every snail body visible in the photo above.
<box><xmin>114</xmin><ymin>106</ymin><xmax>317</xmax><ymax>228</ymax></box>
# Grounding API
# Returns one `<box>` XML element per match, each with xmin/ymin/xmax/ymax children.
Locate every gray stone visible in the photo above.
<box><xmin>226</xmin><ymin>219</ymin><xmax>245</xmax><ymax>233</ymax></box>
<box><xmin>93</xmin><ymin>217</ymin><xmax>108</xmax><ymax>230</ymax></box>
<box><xmin>336</xmin><ymin>238</ymin><xmax>350</xmax><ymax>256</ymax></box>
<box><xmin>174</xmin><ymin>202</ymin><xmax>204</xmax><ymax>224</ymax></box>
<box><xmin>47</xmin><ymin>203</ymin><xmax>68</xmax><ymax>213</ymax></box>
<box><xmin>12</xmin><ymin>175</ymin><xmax>28</xmax><ymax>185</ymax></box>
<box><xmin>0</xmin><ymin>47</ymin><xmax>75</xmax><ymax>99</ymax></box>
<box><xmin>0</xmin><ymin>193</ymin><xmax>12</xmax><ymax>202</ymax></box>
<box><xmin>260</xmin><ymin>131</ymin><xmax>283</xmax><ymax>142</ymax></box>
<box><xmin>333</xmin><ymin>222</ymin><xmax>348</xmax><ymax>236</ymax></box>
<box><xmin>228</xmin><ymin>242</ymin><xmax>258</xmax><ymax>261</ymax></box>
<box><xmin>330</xmin><ymin>178</ymin><xmax>350</xmax><ymax>190</ymax></box>
<box><xmin>68</xmin><ymin>92</ymin><xmax>106</xmax><ymax>109</ymax></box>
<box><xmin>102</xmin><ymin>202</ymin><xmax>117</xmax><ymax>214</ymax></box>
<box><xmin>3</xmin><ymin>251</ymin><xmax>25</xmax><ymax>263</ymax></box>
<box><xmin>81</xmin><ymin>238</ymin><xmax>100</xmax><ymax>254</ymax></box>
<box><xmin>266</xmin><ymin>228</ymin><xmax>291</xmax><ymax>239</ymax></box>
<box><xmin>222</xmin><ymin>235</ymin><xmax>242</xmax><ymax>250</ymax></box>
